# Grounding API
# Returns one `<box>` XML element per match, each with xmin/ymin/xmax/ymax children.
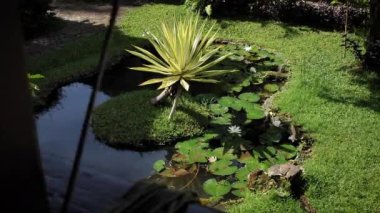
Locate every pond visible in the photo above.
<box><xmin>36</xmin><ymin>58</ymin><xmax>173</xmax><ymax>212</ymax></box>
<box><xmin>36</xmin><ymin>43</ymin><xmax>299</xmax><ymax>212</ymax></box>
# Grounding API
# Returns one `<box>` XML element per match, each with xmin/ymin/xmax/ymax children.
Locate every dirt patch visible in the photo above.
<box><xmin>24</xmin><ymin>2</ymin><xmax>133</xmax><ymax>57</ymax></box>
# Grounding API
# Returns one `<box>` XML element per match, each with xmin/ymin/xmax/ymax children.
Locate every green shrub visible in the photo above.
<box><xmin>185</xmin><ymin>0</ymin><xmax>368</xmax><ymax>30</ymax></box>
<box><xmin>91</xmin><ymin>90</ymin><xmax>209</xmax><ymax>148</ymax></box>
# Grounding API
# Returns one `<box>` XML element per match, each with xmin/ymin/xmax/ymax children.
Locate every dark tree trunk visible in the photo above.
<box><xmin>365</xmin><ymin>0</ymin><xmax>380</xmax><ymax>69</ymax></box>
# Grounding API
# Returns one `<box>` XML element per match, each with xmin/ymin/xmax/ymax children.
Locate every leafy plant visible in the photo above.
<box><xmin>153</xmin><ymin>160</ymin><xmax>166</xmax><ymax>172</ymax></box>
<box><xmin>127</xmin><ymin>13</ymin><xmax>237</xmax><ymax>119</ymax></box>
<box><xmin>28</xmin><ymin>73</ymin><xmax>44</xmax><ymax>96</ymax></box>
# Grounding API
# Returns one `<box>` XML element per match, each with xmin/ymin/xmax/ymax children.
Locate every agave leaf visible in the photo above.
<box><xmin>180</xmin><ymin>79</ymin><xmax>190</xmax><ymax>91</ymax></box>
<box><xmin>188</xmin><ymin>78</ymin><xmax>219</xmax><ymax>83</ymax></box>
<box><xmin>139</xmin><ymin>78</ymin><xmax>166</xmax><ymax>86</ymax></box>
<box><xmin>157</xmin><ymin>76</ymin><xmax>181</xmax><ymax>89</ymax></box>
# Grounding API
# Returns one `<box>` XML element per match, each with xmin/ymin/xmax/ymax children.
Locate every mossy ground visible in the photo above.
<box><xmin>91</xmin><ymin>90</ymin><xmax>209</xmax><ymax>148</ymax></box>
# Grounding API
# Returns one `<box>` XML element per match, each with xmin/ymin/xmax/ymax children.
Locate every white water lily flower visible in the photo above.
<box><xmin>228</xmin><ymin>125</ymin><xmax>242</xmax><ymax>136</ymax></box>
<box><xmin>208</xmin><ymin>156</ymin><xmax>217</xmax><ymax>163</ymax></box>
<box><xmin>244</xmin><ymin>45</ymin><xmax>252</xmax><ymax>52</ymax></box>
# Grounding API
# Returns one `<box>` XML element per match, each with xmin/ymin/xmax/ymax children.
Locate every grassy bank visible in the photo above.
<box><xmin>32</xmin><ymin>3</ymin><xmax>380</xmax><ymax>212</ymax></box>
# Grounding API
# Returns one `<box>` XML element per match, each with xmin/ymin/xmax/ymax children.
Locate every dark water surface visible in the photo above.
<box><xmin>36</xmin><ymin>66</ymin><xmax>169</xmax><ymax>212</ymax></box>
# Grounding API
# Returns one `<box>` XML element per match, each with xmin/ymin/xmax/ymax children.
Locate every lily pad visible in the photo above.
<box><xmin>232</xmin><ymin>181</ymin><xmax>247</xmax><ymax>189</ymax></box>
<box><xmin>238</xmin><ymin>151</ymin><xmax>255</xmax><ymax>163</ymax></box>
<box><xmin>238</xmin><ymin>93</ymin><xmax>260</xmax><ymax>103</ymax></box>
<box><xmin>210</xmin><ymin>104</ymin><xmax>229</xmax><ymax>115</ymax></box>
<box><xmin>232</xmin><ymin>188</ymin><xmax>250</xmax><ymax>198</ymax></box>
<box><xmin>259</xmin><ymin>126</ymin><xmax>284</xmax><ymax>145</ymax></box>
<box><xmin>203</xmin><ymin>179</ymin><xmax>232</xmax><ymax>197</ymax></box>
<box><xmin>202</xmin><ymin>132</ymin><xmax>220</xmax><ymax>141</ymax></box>
<box><xmin>209</xmin><ymin>159</ymin><xmax>238</xmax><ymax>176</ymax></box>
<box><xmin>153</xmin><ymin>160</ymin><xmax>165</xmax><ymax>173</ymax></box>
<box><xmin>253</xmin><ymin>145</ymin><xmax>277</xmax><ymax>160</ymax></box>
<box><xmin>276</xmin><ymin>143</ymin><xmax>298</xmax><ymax>160</ymax></box>
<box><xmin>172</xmin><ymin>153</ymin><xmax>189</xmax><ymax>163</ymax></box>
<box><xmin>244</xmin><ymin>104</ymin><xmax>266</xmax><ymax>120</ymax></box>
<box><xmin>218</xmin><ymin>96</ymin><xmax>243</xmax><ymax>111</ymax></box>
<box><xmin>211</xmin><ymin>147</ymin><xmax>237</xmax><ymax>161</ymax></box>
<box><xmin>223</xmin><ymin>137</ymin><xmax>252</xmax><ymax>152</ymax></box>
<box><xmin>188</xmin><ymin>148</ymin><xmax>210</xmax><ymax>163</ymax></box>
<box><xmin>229</xmin><ymin>55</ymin><xmax>245</xmax><ymax>61</ymax></box>
<box><xmin>211</xmin><ymin>113</ymin><xmax>232</xmax><ymax>125</ymax></box>
<box><xmin>264</xmin><ymin>83</ymin><xmax>280</xmax><ymax>92</ymax></box>
<box><xmin>231</xmin><ymin>182</ymin><xmax>250</xmax><ymax>198</ymax></box>
<box><xmin>175</xmin><ymin>138</ymin><xmax>208</xmax><ymax>154</ymax></box>
<box><xmin>235</xmin><ymin>167</ymin><xmax>250</xmax><ymax>181</ymax></box>
<box><xmin>245</xmin><ymin>158</ymin><xmax>262</xmax><ymax>171</ymax></box>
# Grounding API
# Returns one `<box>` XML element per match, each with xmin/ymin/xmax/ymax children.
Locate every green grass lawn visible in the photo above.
<box><xmin>30</xmin><ymin>3</ymin><xmax>380</xmax><ymax>212</ymax></box>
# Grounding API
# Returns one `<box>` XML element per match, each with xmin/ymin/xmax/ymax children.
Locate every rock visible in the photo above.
<box><xmin>267</xmin><ymin>163</ymin><xmax>302</xmax><ymax>179</ymax></box>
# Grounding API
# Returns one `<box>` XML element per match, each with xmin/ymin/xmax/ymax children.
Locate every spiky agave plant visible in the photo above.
<box><xmin>127</xmin><ymin>13</ymin><xmax>237</xmax><ymax>119</ymax></box>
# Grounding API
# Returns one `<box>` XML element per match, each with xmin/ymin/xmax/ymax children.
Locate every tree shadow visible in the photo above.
<box><xmin>215</xmin><ymin>16</ymin><xmax>320</xmax><ymax>39</ymax></box>
<box><xmin>318</xmin><ymin>65</ymin><xmax>380</xmax><ymax>112</ymax></box>
<box><xmin>56</xmin><ymin>0</ymin><xmax>184</xmax><ymax>6</ymax></box>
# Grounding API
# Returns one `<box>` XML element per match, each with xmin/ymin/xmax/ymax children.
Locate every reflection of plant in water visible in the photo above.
<box><xmin>127</xmin><ymin>13</ymin><xmax>237</xmax><ymax>120</ymax></box>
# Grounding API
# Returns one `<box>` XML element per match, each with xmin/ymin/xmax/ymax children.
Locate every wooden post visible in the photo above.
<box><xmin>0</xmin><ymin>1</ymin><xmax>49</xmax><ymax>212</ymax></box>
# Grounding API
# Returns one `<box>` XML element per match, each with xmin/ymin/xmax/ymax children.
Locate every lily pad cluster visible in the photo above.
<box><xmin>150</xmin><ymin>42</ymin><xmax>298</xmax><ymax>202</ymax></box>
<box><xmin>152</xmin><ymin>129</ymin><xmax>299</xmax><ymax>200</ymax></box>
<box><xmin>210</xmin><ymin>92</ymin><xmax>265</xmax><ymax>126</ymax></box>
<box><xmin>211</xmin><ymin>43</ymin><xmax>287</xmax><ymax>94</ymax></box>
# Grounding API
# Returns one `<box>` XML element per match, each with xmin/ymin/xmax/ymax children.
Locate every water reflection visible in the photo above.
<box><xmin>37</xmin><ymin>83</ymin><xmax>167</xmax><ymax>212</ymax></box>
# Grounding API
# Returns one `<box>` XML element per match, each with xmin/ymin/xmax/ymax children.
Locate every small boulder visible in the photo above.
<box><xmin>268</xmin><ymin>163</ymin><xmax>302</xmax><ymax>179</ymax></box>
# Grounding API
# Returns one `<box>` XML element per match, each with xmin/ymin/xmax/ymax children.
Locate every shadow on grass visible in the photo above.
<box><xmin>215</xmin><ymin>16</ymin><xmax>320</xmax><ymax>39</ymax></box>
<box><xmin>56</xmin><ymin>0</ymin><xmax>184</xmax><ymax>6</ymax></box>
<box><xmin>318</xmin><ymin>65</ymin><xmax>380</xmax><ymax>112</ymax></box>
<box><xmin>27</xmin><ymin>15</ymin><xmax>149</xmax><ymax>112</ymax></box>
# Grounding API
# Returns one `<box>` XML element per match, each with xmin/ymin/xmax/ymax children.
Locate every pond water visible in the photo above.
<box><xmin>36</xmin><ymin>58</ymin><xmax>174</xmax><ymax>212</ymax></box>
<box><xmin>37</xmin><ymin>56</ymin><xmax>223</xmax><ymax>212</ymax></box>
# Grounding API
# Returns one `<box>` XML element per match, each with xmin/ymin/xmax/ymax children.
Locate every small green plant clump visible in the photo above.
<box><xmin>91</xmin><ymin>90</ymin><xmax>209</xmax><ymax>148</ymax></box>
